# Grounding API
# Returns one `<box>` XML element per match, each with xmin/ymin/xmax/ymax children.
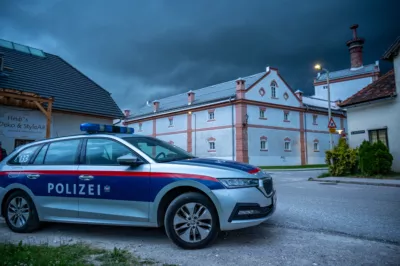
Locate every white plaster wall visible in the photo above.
<box><xmin>247</xmin><ymin>105</ymin><xmax>300</xmax><ymax>129</ymax></box>
<box><xmin>245</xmin><ymin>69</ymin><xmax>301</xmax><ymax>107</ymax></box>
<box><xmin>156</xmin><ymin>132</ymin><xmax>187</xmax><ymax>151</ymax></box>
<box><xmin>347</xmin><ymin>99</ymin><xmax>400</xmax><ymax>172</ymax></box>
<box><xmin>304</xmin><ymin>132</ymin><xmax>337</xmax><ymax>165</ymax></box>
<box><xmin>248</xmin><ymin>127</ymin><xmax>301</xmax><ymax>166</ymax></box>
<box><xmin>191</xmin><ymin>105</ymin><xmax>235</xmax><ymax>130</ymax></box>
<box><xmin>191</xmin><ymin>127</ymin><xmax>234</xmax><ymax>160</ymax></box>
<box><xmin>394</xmin><ymin>54</ymin><xmax>400</xmax><ymax>94</ymax></box>
<box><xmin>314</xmin><ymin>76</ymin><xmax>373</xmax><ymax>102</ymax></box>
<box><xmin>304</xmin><ymin>113</ymin><xmax>342</xmax><ymax>132</ymax></box>
<box><xmin>0</xmin><ymin>105</ymin><xmax>112</xmax><ymax>154</ymax></box>
<box><xmin>156</xmin><ymin>114</ymin><xmax>187</xmax><ymax>134</ymax></box>
<box><xmin>129</xmin><ymin>120</ymin><xmax>153</xmax><ymax>136</ymax></box>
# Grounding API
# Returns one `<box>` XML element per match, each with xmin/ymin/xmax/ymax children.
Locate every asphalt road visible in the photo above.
<box><xmin>1</xmin><ymin>170</ymin><xmax>400</xmax><ymax>266</ymax></box>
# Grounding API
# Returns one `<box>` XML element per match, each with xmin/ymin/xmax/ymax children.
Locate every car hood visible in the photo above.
<box><xmin>168</xmin><ymin>157</ymin><xmax>261</xmax><ymax>174</ymax></box>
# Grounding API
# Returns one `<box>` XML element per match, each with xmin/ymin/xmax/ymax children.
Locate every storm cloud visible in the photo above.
<box><xmin>0</xmin><ymin>0</ymin><xmax>399</xmax><ymax>112</ymax></box>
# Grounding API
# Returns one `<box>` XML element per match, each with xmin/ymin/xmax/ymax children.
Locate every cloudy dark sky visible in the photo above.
<box><xmin>1</xmin><ymin>0</ymin><xmax>399</xmax><ymax>112</ymax></box>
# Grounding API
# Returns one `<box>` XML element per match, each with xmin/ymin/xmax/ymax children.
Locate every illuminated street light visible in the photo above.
<box><xmin>314</xmin><ymin>63</ymin><xmax>333</xmax><ymax>150</ymax></box>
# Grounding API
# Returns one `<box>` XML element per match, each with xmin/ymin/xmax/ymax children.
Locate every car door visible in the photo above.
<box><xmin>22</xmin><ymin>138</ymin><xmax>82</xmax><ymax>220</ymax></box>
<box><xmin>77</xmin><ymin>137</ymin><xmax>151</xmax><ymax>223</ymax></box>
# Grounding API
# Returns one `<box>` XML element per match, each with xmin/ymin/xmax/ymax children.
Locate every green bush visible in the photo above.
<box><xmin>325</xmin><ymin>138</ymin><xmax>358</xmax><ymax>176</ymax></box>
<box><xmin>358</xmin><ymin>140</ymin><xmax>393</xmax><ymax>176</ymax></box>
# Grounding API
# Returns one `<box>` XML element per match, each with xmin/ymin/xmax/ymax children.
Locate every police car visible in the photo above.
<box><xmin>0</xmin><ymin>123</ymin><xmax>276</xmax><ymax>249</ymax></box>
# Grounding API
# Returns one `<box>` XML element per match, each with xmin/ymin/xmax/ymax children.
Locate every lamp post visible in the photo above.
<box><xmin>188</xmin><ymin>111</ymin><xmax>196</xmax><ymax>156</ymax></box>
<box><xmin>315</xmin><ymin>64</ymin><xmax>333</xmax><ymax>150</ymax></box>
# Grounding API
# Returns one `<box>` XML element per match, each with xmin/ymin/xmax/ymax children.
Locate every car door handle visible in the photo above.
<box><xmin>27</xmin><ymin>174</ymin><xmax>40</xmax><ymax>179</ymax></box>
<box><xmin>79</xmin><ymin>175</ymin><xmax>94</xmax><ymax>181</ymax></box>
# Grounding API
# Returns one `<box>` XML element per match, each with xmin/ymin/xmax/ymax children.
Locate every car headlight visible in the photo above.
<box><xmin>218</xmin><ymin>178</ymin><xmax>259</xmax><ymax>189</ymax></box>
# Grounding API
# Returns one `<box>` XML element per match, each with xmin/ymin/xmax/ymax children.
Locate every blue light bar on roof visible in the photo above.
<box><xmin>80</xmin><ymin>123</ymin><xmax>134</xmax><ymax>134</ymax></box>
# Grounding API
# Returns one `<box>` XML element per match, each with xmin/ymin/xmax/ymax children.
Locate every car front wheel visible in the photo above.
<box><xmin>4</xmin><ymin>190</ymin><xmax>41</xmax><ymax>233</ymax></box>
<box><xmin>164</xmin><ymin>192</ymin><xmax>220</xmax><ymax>249</ymax></box>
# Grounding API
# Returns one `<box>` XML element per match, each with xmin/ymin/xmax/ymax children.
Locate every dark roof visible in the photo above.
<box><xmin>382</xmin><ymin>36</ymin><xmax>400</xmax><ymax>61</ymax></box>
<box><xmin>339</xmin><ymin>69</ymin><xmax>396</xmax><ymax>107</ymax></box>
<box><xmin>0</xmin><ymin>40</ymin><xmax>124</xmax><ymax>119</ymax></box>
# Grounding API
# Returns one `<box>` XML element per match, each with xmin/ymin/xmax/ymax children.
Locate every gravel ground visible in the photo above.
<box><xmin>1</xmin><ymin>170</ymin><xmax>400</xmax><ymax>266</ymax></box>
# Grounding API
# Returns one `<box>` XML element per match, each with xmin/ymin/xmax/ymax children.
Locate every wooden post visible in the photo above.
<box><xmin>46</xmin><ymin>98</ymin><xmax>53</xmax><ymax>138</ymax></box>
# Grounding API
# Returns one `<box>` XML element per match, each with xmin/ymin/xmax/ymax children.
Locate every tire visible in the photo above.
<box><xmin>164</xmin><ymin>192</ymin><xmax>220</xmax><ymax>249</ymax></box>
<box><xmin>4</xmin><ymin>190</ymin><xmax>41</xmax><ymax>233</ymax></box>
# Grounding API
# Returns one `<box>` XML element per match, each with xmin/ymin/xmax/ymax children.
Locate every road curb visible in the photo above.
<box><xmin>262</xmin><ymin>168</ymin><xmax>328</xmax><ymax>172</ymax></box>
<box><xmin>308</xmin><ymin>177</ymin><xmax>400</xmax><ymax>187</ymax></box>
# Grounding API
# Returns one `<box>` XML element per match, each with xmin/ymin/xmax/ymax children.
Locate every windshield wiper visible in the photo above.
<box><xmin>160</xmin><ymin>156</ymin><xmax>196</xmax><ymax>162</ymax></box>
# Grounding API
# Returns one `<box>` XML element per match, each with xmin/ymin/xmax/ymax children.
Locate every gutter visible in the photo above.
<box><xmin>340</xmin><ymin>93</ymin><xmax>397</xmax><ymax>109</ymax></box>
<box><xmin>126</xmin><ymin>97</ymin><xmax>235</xmax><ymax>122</ymax></box>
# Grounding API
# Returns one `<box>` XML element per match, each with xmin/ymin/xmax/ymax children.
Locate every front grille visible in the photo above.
<box><xmin>262</xmin><ymin>178</ymin><xmax>273</xmax><ymax>194</ymax></box>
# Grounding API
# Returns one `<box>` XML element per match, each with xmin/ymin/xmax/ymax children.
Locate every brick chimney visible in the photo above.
<box><xmin>346</xmin><ymin>24</ymin><xmax>365</xmax><ymax>70</ymax></box>
<box><xmin>187</xmin><ymin>90</ymin><xmax>195</xmax><ymax>105</ymax></box>
<box><xmin>236</xmin><ymin>78</ymin><xmax>246</xmax><ymax>99</ymax></box>
<box><xmin>295</xmin><ymin>90</ymin><xmax>303</xmax><ymax>101</ymax></box>
<box><xmin>153</xmin><ymin>100</ymin><xmax>160</xmax><ymax>112</ymax></box>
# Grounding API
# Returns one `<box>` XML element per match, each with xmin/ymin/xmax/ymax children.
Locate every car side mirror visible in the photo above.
<box><xmin>117</xmin><ymin>154</ymin><xmax>142</xmax><ymax>166</ymax></box>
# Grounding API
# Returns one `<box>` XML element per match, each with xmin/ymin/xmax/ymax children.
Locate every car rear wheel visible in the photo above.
<box><xmin>4</xmin><ymin>190</ymin><xmax>41</xmax><ymax>233</ymax></box>
<box><xmin>164</xmin><ymin>192</ymin><xmax>220</xmax><ymax>249</ymax></box>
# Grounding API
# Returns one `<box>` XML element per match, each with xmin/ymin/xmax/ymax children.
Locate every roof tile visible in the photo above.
<box><xmin>0</xmin><ymin>43</ymin><xmax>123</xmax><ymax>119</ymax></box>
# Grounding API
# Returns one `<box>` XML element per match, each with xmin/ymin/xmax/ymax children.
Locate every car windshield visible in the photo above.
<box><xmin>122</xmin><ymin>136</ymin><xmax>196</xmax><ymax>163</ymax></box>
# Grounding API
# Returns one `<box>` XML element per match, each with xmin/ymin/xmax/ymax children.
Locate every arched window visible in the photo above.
<box><xmin>260</xmin><ymin>136</ymin><xmax>268</xmax><ymax>151</ymax></box>
<box><xmin>271</xmin><ymin>81</ymin><xmax>277</xmax><ymax>98</ymax></box>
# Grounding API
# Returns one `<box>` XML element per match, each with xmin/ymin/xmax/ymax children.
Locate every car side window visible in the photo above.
<box><xmin>85</xmin><ymin>138</ymin><xmax>133</xmax><ymax>165</ymax></box>
<box><xmin>32</xmin><ymin>144</ymin><xmax>49</xmax><ymax>165</ymax></box>
<box><xmin>8</xmin><ymin>145</ymin><xmax>40</xmax><ymax>165</ymax></box>
<box><xmin>43</xmin><ymin>139</ymin><xmax>81</xmax><ymax>165</ymax></box>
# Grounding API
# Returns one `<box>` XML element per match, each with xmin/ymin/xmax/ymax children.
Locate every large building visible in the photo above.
<box><xmin>339</xmin><ymin>36</ymin><xmax>399</xmax><ymax>172</ymax></box>
<box><xmin>122</xmin><ymin>25</ymin><xmax>379</xmax><ymax>166</ymax></box>
<box><xmin>0</xmin><ymin>39</ymin><xmax>124</xmax><ymax>154</ymax></box>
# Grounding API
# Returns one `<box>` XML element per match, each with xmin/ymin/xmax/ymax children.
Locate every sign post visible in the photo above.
<box><xmin>327</xmin><ymin>117</ymin><xmax>337</xmax><ymax>147</ymax></box>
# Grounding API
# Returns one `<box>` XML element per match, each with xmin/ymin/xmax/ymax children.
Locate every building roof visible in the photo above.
<box><xmin>130</xmin><ymin>72</ymin><xmax>266</xmax><ymax>118</ymax></box>
<box><xmin>314</xmin><ymin>63</ymin><xmax>378</xmax><ymax>82</ymax></box>
<box><xmin>382</xmin><ymin>36</ymin><xmax>400</xmax><ymax>61</ymax></box>
<box><xmin>339</xmin><ymin>69</ymin><xmax>396</xmax><ymax>107</ymax></box>
<box><xmin>302</xmin><ymin>96</ymin><xmax>341</xmax><ymax>111</ymax></box>
<box><xmin>0</xmin><ymin>39</ymin><xmax>124</xmax><ymax>119</ymax></box>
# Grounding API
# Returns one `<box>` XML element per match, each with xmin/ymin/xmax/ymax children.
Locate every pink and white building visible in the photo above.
<box><xmin>120</xmin><ymin>25</ymin><xmax>379</xmax><ymax>166</ymax></box>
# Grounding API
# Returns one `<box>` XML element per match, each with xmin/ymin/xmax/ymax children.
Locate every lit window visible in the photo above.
<box><xmin>368</xmin><ymin>128</ymin><xmax>388</xmax><ymax>147</ymax></box>
<box><xmin>271</xmin><ymin>81</ymin><xmax>277</xmax><ymax>98</ymax></box>
<box><xmin>284</xmin><ymin>111</ymin><xmax>290</xmax><ymax>121</ymax></box>
<box><xmin>284</xmin><ymin>138</ymin><xmax>291</xmax><ymax>151</ymax></box>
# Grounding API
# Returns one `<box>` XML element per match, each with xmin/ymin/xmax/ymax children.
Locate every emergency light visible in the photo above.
<box><xmin>80</xmin><ymin>123</ymin><xmax>135</xmax><ymax>134</ymax></box>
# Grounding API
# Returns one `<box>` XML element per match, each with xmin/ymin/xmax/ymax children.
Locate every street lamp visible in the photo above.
<box><xmin>314</xmin><ymin>64</ymin><xmax>333</xmax><ymax>150</ymax></box>
<box><xmin>188</xmin><ymin>111</ymin><xmax>196</xmax><ymax>155</ymax></box>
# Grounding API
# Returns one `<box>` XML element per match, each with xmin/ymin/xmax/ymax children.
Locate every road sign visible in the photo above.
<box><xmin>329</xmin><ymin>128</ymin><xmax>336</xmax><ymax>133</ymax></box>
<box><xmin>328</xmin><ymin>117</ymin><xmax>337</xmax><ymax>128</ymax></box>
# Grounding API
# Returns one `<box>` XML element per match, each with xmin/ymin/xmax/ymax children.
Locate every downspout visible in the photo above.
<box><xmin>304</xmin><ymin>105</ymin><xmax>308</xmax><ymax>165</ymax></box>
<box><xmin>229</xmin><ymin>96</ymin><xmax>235</xmax><ymax>160</ymax></box>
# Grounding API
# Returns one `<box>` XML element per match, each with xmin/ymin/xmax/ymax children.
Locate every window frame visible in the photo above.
<box><xmin>80</xmin><ymin>137</ymin><xmax>148</xmax><ymax>165</ymax></box>
<box><xmin>368</xmin><ymin>128</ymin><xmax>389</xmax><ymax>148</ymax></box>
<box><xmin>284</xmin><ymin>111</ymin><xmax>290</xmax><ymax>122</ymax></box>
<box><xmin>168</xmin><ymin>117</ymin><xmax>174</xmax><ymax>127</ymax></box>
<box><xmin>271</xmin><ymin>81</ymin><xmax>277</xmax><ymax>98</ymax></box>
<box><xmin>284</xmin><ymin>138</ymin><xmax>291</xmax><ymax>151</ymax></box>
<box><xmin>209</xmin><ymin>141</ymin><xmax>216</xmax><ymax>151</ymax></box>
<box><xmin>312</xmin><ymin>114</ymin><xmax>318</xmax><ymax>125</ymax></box>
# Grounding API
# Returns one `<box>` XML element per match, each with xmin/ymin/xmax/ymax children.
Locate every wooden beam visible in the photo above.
<box><xmin>33</xmin><ymin>101</ymin><xmax>50</xmax><ymax>119</ymax></box>
<box><xmin>0</xmin><ymin>91</ymin><xmax>52</xmax><ymax>103</ymax></box>
<box><xmin>46</xmin><ymin>100</ymin><xmax>53</xmax><ymax>138</ymax></box>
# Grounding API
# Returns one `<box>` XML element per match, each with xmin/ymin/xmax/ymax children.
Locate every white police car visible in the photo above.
<box><xmin>0</xmin><ymin>123</ymin><xmax>276</xmax><ymax>249</ymax></box>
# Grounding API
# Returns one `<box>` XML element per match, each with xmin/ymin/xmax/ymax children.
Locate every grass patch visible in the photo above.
<box><xmin>260</xmin><ymin>164</ymin><xmax>327</xmax><ymax>169</ymax></box>
<box><xmin>316</xmin><ymin>171</ymin><xmax>400</xmax><ymax>180</ymax></box>
<box><xmin>0</xmin><ymin>241</ymin><xmax>155</xmax><ymax>266</ymax></box>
